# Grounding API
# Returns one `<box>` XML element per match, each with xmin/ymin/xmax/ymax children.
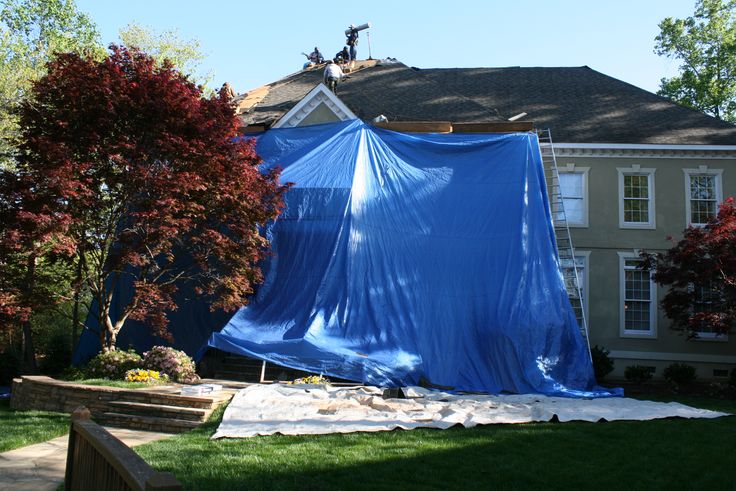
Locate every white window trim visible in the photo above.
<box><xmin>272</xmin><ymin>83</ymin><xmax>357</xmax><ymax>128</ymax></box>
<box><xmin>683</xmin><ymin>166</ymin><xmax>723</xmax><ymax>228</ymax></box>
<box><xmin>617</xmin><ymin>165</ymin><xmax>656</xmax><ymax>229</ymax></box>
<box><xmin>557</xmin><ymin>164</ymin><xmax>589</xmax><ymax>228</ymax></box>
<box><xmin>618</xmin><ymin>251</ymin><xmax>657</xmax><ymax>339</ymax></box>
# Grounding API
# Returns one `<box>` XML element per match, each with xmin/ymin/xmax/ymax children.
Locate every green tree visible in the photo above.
<box><xmin>655</xmin><ymin>0</ymin><xmax>736</xmax><ymax>122</ymax></box>
<box><xmin>119</xmin><ymin>22</ymin><xmax>212</xmax><ymax>90</ymax></box>
<box><xmin>0</xmin><ymin>0</ymin><xmax>102</xmax><ymax>168</ymax></box>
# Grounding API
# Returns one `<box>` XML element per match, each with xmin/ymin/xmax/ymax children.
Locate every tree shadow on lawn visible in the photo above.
<box><xmin>137</xmin><ymin>408</ymin><xmax>736</xmax><ymax>491</ymax></box>
<box><xmin>0</xmin><ymin>399</ymin><xmax>70</xmax><ymax>452</ymax></box>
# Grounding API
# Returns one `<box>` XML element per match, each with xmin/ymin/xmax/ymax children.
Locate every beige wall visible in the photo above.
<box><xmin>561</xmin><ymin>153</ymin><xmax>736</xmax><ymax>379</ymax></box>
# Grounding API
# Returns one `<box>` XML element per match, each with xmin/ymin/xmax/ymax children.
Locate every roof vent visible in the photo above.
<box><xmin>508</xmin><ymin>112</ymin><xmax>527</xmax><ymax>121</ymax></box>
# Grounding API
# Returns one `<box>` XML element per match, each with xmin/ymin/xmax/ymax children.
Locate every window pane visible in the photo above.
<box><xmin>563</xmin><ymin>197</ymin><xmax>583</xmax><ymax>223</ymax></box>
<box><xmin>559</xmin><ymin>173</ymin><xmax>583</xmax><ymax>198</ymax></box>
<box><xmin>624</xmin><ymin>199</ymin><xmax>649</xmax><ymax>223</ymax></box>
<box><xmin>623</xmin><ymin>258</ymin><xmax>651</xmax><ymax>332</ymax></box>
<box><xmin>689</xmin><ymin>174</ymin><xmax>717</xmax><ymax>224</ymax></box>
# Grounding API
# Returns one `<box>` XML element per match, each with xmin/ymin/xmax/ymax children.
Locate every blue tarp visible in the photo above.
<box><xmin>203</xmin><ymin>120</ymin><xmax>619</xmax><ymax>397</ymax></box>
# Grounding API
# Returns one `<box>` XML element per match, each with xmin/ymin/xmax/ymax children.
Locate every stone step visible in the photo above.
<box><xmin>108</xmin><ymin>401</ymin><xmax>208</xmax><ymax>422</ymax></box>
<box><xmin>97</xmin><ymin>412</ymin><xmax>201</xmax><ymax>434</ymax></box>
<box><xmin>109</xmin><ymin>390</ymin><xmax>217</xmax><ymax>410</ymax></box>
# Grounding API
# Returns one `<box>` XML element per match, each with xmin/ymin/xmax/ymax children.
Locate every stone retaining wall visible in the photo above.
<box><xmin>10</xmin><ymin>376</ymin><xmax>215</xmax><ymax>415</ymax></box>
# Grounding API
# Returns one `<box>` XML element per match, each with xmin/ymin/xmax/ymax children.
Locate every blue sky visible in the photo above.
<box><xmin>77</xmin><ymin>0</ymin><xmax>696</xmax><ymax>95</ymax></box>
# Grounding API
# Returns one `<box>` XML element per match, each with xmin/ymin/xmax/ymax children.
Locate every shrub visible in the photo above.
<box><xmin>663</xmin><ymin>362</ymin><xmax>697</xmax><ymax>386</ymax></box>
<box><xmin>124</xmin><ymin>369</ymin><xmax>168</xmax><ymax>384</ymax></box>
<box><xmin>591</xmin><ymin>345</ymin><xmax>614</xmax><ymax>381</ymax></box>
<box><xmin>624</xmin><ymin>365</ymin><xmax>654</xmax><ymax>384</ymax></box>
<box><xmin>60</xmin><ymin>366</ymin><xmax>88</xmax><ymax>381</ymax></box>
<box><xmin>86</xmin><ymin>349</ymin><xmax>142</xmax><ymax>379</ymax></box>
<box><xmin>142</xmin><ymin>346</ymin><xmax>199</xmax><ymax>383</ymax></box>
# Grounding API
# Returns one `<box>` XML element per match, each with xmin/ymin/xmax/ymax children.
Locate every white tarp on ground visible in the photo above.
<box><xmin>212</xmin><ymin>384</ymin><xmax>729</xmax><ymax>439</ymax></box>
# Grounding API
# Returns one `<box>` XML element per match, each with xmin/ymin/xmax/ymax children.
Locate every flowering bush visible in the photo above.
<box><xmin>142</xmin><ymin>346</ymin><xmax>199</xmax><ymax>383</ymax></box>
<box><xmin>288</xmin><ymin>375</ymin><xmax>330</xmax><ymax>385</ymax></box>
<box><xmin>124</xmin><ymin>369</ymin><xmax>168</xmax><ymax>384</ymax></box>
<box><xmin>87</xmin><ymin>349</ymin><xmax>142</xmax><ymax>379</ymax></box>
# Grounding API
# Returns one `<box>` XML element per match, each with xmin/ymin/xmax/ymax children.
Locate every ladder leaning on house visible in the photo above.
<box><xmin>536</xmin><ymin>129</ymin><xmax>592</xmax><ymax>359</ymax></box>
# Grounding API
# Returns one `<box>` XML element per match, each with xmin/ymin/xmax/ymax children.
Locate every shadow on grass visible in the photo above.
<box><xmin>0</xmin><ymin>399</ymin><xmax>70</xmax><ymax>452</ymax></box>
<box><xmin>136</xmin><ymin>400</ymin><xmax>736</xmax><ymax>491</ymax></box>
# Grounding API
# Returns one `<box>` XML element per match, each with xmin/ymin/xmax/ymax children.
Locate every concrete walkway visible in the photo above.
<box><xmin>0</xmin><ymin>427</ymin><xmax>173</xmax><ymax>491</ymax></box>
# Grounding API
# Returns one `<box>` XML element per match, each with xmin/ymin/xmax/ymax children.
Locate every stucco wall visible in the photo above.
<box><xmin>559</xmin><ymin>152</ymin><xmax>736</xmax><ymax>378</ymax></box>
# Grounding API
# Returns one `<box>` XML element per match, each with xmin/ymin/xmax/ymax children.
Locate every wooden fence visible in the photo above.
<box><xmin>64</xmin><ymin>406</ymin><xmax>182</xmax><ymax>491</ymax></box>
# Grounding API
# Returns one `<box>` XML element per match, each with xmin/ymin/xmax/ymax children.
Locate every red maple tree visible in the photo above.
<box><xmin>4</xmin><ymin>45</ymin><xmax>287</xmax><ymax>352</ymax></box>
<box><xmin>642</xmin><ymin>197</ymin><xmax>736</xmax><ymax>338</ymax></box>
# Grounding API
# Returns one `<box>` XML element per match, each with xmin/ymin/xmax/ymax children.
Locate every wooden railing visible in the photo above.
<box><xmin>64</xmin><ymin>406</ymin><xmax>182</xmax><ymax>491</ymax></box>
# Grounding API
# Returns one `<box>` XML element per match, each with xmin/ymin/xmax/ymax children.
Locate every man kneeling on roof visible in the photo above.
<box><xmin>323</xmin><ymin>59</ymin><xmax>344</xmax><ymax>94</ymax></box>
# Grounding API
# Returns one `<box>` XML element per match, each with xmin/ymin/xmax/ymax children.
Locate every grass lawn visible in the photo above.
<box><xmin>66</xmin><ymin>378</ymin><xmax>169</xmax><ymax>389</ymax></box>
<box><xmin>0</xmin><ymin>399</ymin><xmax>69</xmax><ymax>452</ymax></box>
<box><xmin>135</xmin><ymin>395</ymin><xmax>736</xmax><ymax>491</ymax></box>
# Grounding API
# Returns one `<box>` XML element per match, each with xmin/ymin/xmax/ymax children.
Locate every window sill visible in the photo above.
<box><xmin>619</xmin><ymin>222</ymin><xmax>656</xmax><ymax>230</ymax></box>
<box><xmin>620</xmin><ymin>331</ymin><xmax>657</xmax><ymax>339</ymax></box>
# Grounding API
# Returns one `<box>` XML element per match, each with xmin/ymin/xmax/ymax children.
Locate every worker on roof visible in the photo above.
<box><xmin>335</xmin><ymin>46</ymin><xmax>349</xmax><ymax>66</ymax></box>
<box><xmin>302</xmin><ymin>47</ymin><xmax>324</xmax><ymax>69</ymax></box>
<box><xmin>346</xmin><ymin>25</ymin><xmax>359</xmax><ymax>62</ymax></box>
<box><xmin>310</xmin><ymin>47</ymin><xmax>324</xmax><ymax>63</ymax></box>
<box><xmin>221</xmin><ymin>82</ymin><xmax>236</xmax><ymax>99</ymax></box>
<box><xmin>323</xmin><ymin>59</ymin><xmax>344</xmax><ymax>94</ymax></box>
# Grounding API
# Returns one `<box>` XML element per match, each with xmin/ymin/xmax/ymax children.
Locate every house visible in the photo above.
<box><xmin>233</xmin><ymin>60</ymin><xmax>736</xmax><ymax>380</ymax></box>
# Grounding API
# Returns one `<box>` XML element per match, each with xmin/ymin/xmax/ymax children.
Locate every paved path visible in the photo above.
<box><xmin>0</xmin><ymin>427</ymin><xmax>173</xmax><ymax>491</ymax></box>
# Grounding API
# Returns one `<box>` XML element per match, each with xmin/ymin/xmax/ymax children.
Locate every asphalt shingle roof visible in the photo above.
<box><xmin>237</xmin><ymin>62</ymin><xmax>736</xmax><ymax>145</ymax></box>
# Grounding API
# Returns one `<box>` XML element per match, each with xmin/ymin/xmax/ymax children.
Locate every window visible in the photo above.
<box><xmin>691</xmin><ymin>282</ymin><xmax>728</xmax><ymax>341</ymax></box>
<box><xmin>618</xmin><ymin>166</ymin><xmax>656</xmax><ymax>229</ymax></box>
<box><xmin>684</xmin><ymin>167</ymin><xmax>723</xmax><ymax>227</ymax></box>
<box><xmin>557</xmin><ymin>166</ymin><xmax>589</xmax><ymax>227</ymax></box>
<box><xmin>619</xmin><ymin>252</ymin><xmax>656</xmax><ymax>338</ymax></box>
<box><xmin>560</xmin><ymin>252</ymin><xmax>590</xmax><ymax>330</ymax></box>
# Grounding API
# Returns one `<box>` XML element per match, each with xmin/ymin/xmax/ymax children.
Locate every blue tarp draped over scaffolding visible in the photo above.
<box><xmin>203</xmin><ymin>120</ymin><xmax>618</xmax><ymax>397</ymax></box>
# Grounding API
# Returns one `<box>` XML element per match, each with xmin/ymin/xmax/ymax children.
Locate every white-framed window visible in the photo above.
<box><xmin>617</xmin><ymin>166</ymin><xmax>656</xmax><ymax>229</ymax></box>
<box><xmin>618</xmin><ymin>251</ymin><xmax>657</xmax><ymax>338</ymax></box>
<box><xmin>690</xmin><ymin>282</ymin><xmax>729</xmax><ymax>341</ymax></box>
<box><xmin>561</xmin><ymin>251</ymin><xmax>590</xmax><ymax>329</ymax></box>
<box><xmin>557</xmin><ymin>165</ymin><xmax>589</xmax><ymax>227</ymax></box>
<box><xmin>684</xmin><ymin>166</ymin><xmax>723</xmax><ymax>227</ymax></box>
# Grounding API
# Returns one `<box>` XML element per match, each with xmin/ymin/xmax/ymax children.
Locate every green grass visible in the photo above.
<box><xmin>67</xmin><ymin>378</ymin><xmax>169</xmax><ymax>389</ymax></box>
<box><xmin>0</xmin><ymin>399</ymin><xmax>69</xmax><ymax>452</ymax></box>
<box><xmin>135</xmin><ymin>396</ymin><xmax>736</xmax><ymax>491</ymax></box>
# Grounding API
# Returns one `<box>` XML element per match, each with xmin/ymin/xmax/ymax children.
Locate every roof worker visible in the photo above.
<box><xmin>221</xmin><ymin>82</ymin><xmax>236</xmax><ymax>99</ymax></box>
<box><xmin>335</xmin><ymin>46</ymin><xmax>349</xmax><ymax>66</ymax></box>
<box><xmin>323</xmin><ymin>59</ymin><xmax>344</xmax><ymax>94</ymax></box>
<box><xmin>302</xmin><ymin>47</ymin><xmax>324</xmax><ymax>69</ymax></box>
<box><xmin>346</xmin><ymin>24</ymin><xmax>359</xmax><ymax>62</ymax></box>
<box><xmin>309</xmin><ymin>47</ymin><xmax>324</xmax><ymax>64</ymax></box>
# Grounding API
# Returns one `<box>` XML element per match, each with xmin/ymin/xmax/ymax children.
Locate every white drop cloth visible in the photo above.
<box><xmin>212</xmin><ymin>384</ymin><xmax>729</xmax><ymax>439</ymax></box>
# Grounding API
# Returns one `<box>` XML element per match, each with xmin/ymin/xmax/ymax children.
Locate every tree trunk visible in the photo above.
<box><xmin>71</xmin><ymin>258</ymin><xmax>82</xmax><ymax>349</ymax></box>
<box><xmin>21</xmin><ymin>254</ymin><xmax>37</xmax><ymax>373</ymax></box>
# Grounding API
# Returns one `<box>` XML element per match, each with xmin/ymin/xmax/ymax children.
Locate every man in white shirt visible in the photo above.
<box><xmin>323</xmin><ymin>60</ymin><xmax>344</xmax><ymax>94</ymax></box>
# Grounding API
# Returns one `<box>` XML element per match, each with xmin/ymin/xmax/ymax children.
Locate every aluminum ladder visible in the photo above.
<box><xmin>536</xmin><ymin>129</ymin><xmax>592</xmax><ymax>358</ymax></box>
